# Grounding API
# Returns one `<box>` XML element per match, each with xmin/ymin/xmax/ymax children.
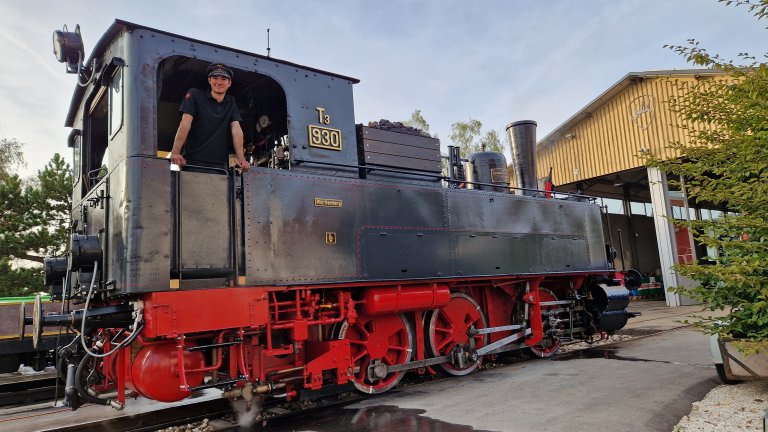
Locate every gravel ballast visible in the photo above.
<box><xmin>674</xmin><ymin>381</ymin><xmax>768</xmax><ymax>431</ymax></box>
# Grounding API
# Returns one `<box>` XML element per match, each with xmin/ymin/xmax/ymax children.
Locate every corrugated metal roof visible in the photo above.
<box><xmin>539</xmin><ymin>69</ymin><xmax>724</xmax><ymax>149</ymax></box>
<box><xmin>531</xmin><ymin>69</ymin><xmax>728</xmax><ymax>188</ymax></box>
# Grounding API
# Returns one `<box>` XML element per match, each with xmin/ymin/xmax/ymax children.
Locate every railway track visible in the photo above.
<box><xmin>0</xmin><ymin>372</ymin><xmax>58</xmax><ymax>408</ymax></box>
<box><xmin>0</xmin><ymin>327</ymin><xmax>664</xmax><ymax>431</ymax></box>
<box><xmin>2</xmin><ymin>353</ymin><xmax>556</xmax><ymax>430</ymax></box>
<box><xmin>47</xmin><ymin>398</ymin><xmax>235</xmax><ymax>432</ymax></box>
<box><xmin>0</xmin><ymin>388</ymin><xmax>366</xmax><ymax>432</ymax></box>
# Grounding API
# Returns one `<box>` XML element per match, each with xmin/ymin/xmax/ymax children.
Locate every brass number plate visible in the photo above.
<box><xmin>308</xmin><ymin>125</ymin><xmax>342</xmax><ymax>151</ymax></box>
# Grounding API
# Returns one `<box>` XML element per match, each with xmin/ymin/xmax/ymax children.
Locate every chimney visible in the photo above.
<box><xmin>506</xmin><ymin>120</ymin><xmax>538</xmax><ymax>196</ymax></box>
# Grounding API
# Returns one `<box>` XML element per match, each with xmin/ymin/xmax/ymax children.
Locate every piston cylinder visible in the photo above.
<box><xmin>360</xmin><ymin>284</ymin><xmax>451</xmax><ymax>316</ymax></box>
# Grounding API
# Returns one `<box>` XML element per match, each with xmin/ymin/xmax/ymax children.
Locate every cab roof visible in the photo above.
<box><xmin>65</xmin><ymin>19</ymin><xmax>359</xmax><ymax>127</ymax></box>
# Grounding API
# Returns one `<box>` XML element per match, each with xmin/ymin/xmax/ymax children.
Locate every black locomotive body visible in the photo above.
<box><xmin>29</xmin><ymin>20</ymin><xmax>631</xmax><ymax>409</ymax></box>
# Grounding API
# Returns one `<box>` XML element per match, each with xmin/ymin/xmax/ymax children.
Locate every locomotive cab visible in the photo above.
<box><xmin>58</xmin><ymin>20</ymin><xmax>363</xmax><ymax>297</ymax></box>
<box><xmin>156</xmin><ymin>57</ymin><xmax>290</xmax><ymax>170</ymax></box>
<box><xmin>156</xmin><ymin>57</ymin><xmax>290</xmax><ymax>282</ymax></box>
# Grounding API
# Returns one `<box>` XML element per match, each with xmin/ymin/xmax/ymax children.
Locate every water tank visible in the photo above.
<box><xmin>466</xmin><ymin>152</ymin><xmax>509</xmax><ymax>192</ymax></box>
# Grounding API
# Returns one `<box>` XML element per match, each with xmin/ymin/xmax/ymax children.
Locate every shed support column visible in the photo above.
<box><xmin>646</xmin><ymin>166</ymin><xmax>682</xmax><ymax>307</ymax></box>
<box><xmin>622</xmin><ymin>184</ymin><xmax>639</xmax><ymax>271</ymax></box>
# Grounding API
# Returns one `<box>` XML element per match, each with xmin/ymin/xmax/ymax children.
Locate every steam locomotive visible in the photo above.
<box><xmin>24</xmin><ymin>20</ymin><xmax>632</xmax><ymax>410</ymax></box>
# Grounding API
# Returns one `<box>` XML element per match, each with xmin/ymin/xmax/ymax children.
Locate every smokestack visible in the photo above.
<box><xmin>506</xmin><ymin>120</ymin><xmax>538</xmax><ymax>196</ymax></box>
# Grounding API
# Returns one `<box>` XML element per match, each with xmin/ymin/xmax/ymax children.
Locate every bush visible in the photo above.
<box><xmin>647</xmin><ymin>0</ymin><xmax>768</xmax><ymax>341</ymax></box>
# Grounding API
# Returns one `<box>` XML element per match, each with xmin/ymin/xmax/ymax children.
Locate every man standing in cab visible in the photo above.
<box><xmin>170</xmin><ymin>63</ymin><xmax>250</xmax><ymax>171</ymax></box>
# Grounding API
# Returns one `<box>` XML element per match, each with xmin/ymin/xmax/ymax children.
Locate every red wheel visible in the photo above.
<box><xmin>337</xmin><ymin>313</ymin><xmax>413</xmax><ymax>394</ymax></box>
<box><xmin>426</xmin><ymin>293</ymin><xmax>488</xmax><ymax>376</ymax></box>
<box><xmin>528</xmin><ymin>288</ymin><xmax>562</xmax><ymax>358</ymax></box>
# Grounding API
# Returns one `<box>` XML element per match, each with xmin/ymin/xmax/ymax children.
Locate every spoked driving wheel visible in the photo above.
<box><xmin>528</xmin><ymin>288</ymin><xmax>563</xmax><ymax>358</ymax></box>
<box><xmin>336</xmin><ymin>313</ymin><xmax>413</xmax><ymax>394</ymax></box>
<box><xmin>426</xmin><ymin>292</ymin><xmax>488</xmax><ymax>376</ymax></box>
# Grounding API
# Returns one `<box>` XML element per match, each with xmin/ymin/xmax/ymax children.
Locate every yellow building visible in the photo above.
<box><xmin>516</xmin><ymin>69</ymin><xmax>727</xmax><ymax>307</ymax></box>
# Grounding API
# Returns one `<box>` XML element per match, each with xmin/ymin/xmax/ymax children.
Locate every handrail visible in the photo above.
<box><xmin>293</xmin><ymin>157</ymin><xmax>598</xmax><ymax>201</ymax></box>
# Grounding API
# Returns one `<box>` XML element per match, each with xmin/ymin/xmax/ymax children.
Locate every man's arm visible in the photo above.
<box><xmin>170</xmin><ymin>113</ymin><xmax>194</xmax><ymax>167</ymax></box>
<box><xmin>231</xmin><ymin>121</ymin><xmax>250</xmax><ymax>171</ymax></box>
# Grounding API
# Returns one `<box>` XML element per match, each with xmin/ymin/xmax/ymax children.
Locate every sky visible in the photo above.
<box><xmin>0</xmin><ymin>0</ymin><xmax>765</xmax><ymax>178</ymax></box>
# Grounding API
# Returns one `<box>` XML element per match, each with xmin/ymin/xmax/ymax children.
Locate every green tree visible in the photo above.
<box><xmin>0</xmin><ymin>260</ymin><xmax>41</xmax><ymax>298</ymax></box>
<box><xmin>0</xmin><ymin>138</ymin><xmax>25</xmax><ymax>179</ymax></box>
<box><xmin>0</xmin><ymin>150</ymin><xmax>72</xmax><ymax>297</ymax></box>
<box><xmin>449</xmin><ymin>119</ymin><xmax>504</xmax><ymax>157</ymax></box>
<box><xmin>29</xmin><ymin>154</ymin><xmax>72</xmax><ymax>259</ymax></box>
<box><xmin>402</xmin><ymin>109</ymin><xmax>432</xmax><ymax>136</ymax></box>
<box><xmin>647</xmin><ymin>0</ymin><xmax>768</xmax><ymax>341</ymax></box>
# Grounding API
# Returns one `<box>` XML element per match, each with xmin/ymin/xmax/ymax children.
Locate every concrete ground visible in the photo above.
<box><xmin>0</xmin><ymin>300</ymin><xmax>725</xmax><ymax>432</ymax></box>
<box><xmin>622</xmin><ymin>299</ymin><xmax>727</xmax><ymax>334</ymax></box>
<box><xmin>265</xmin><ymin>299</ymin><xmax>728</xmax><ymax>432</ymax></box>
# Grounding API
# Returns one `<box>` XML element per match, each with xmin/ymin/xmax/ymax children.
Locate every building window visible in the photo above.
<box><xmin>603</xmin><ymin>198</ymin><xmax>624</xmax><ymax>215</ymax></box>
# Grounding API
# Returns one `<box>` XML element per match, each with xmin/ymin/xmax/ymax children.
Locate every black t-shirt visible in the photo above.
<box><xmin>179</xmin><ymin>88</ymin><xmax>242</xmax><ymax>167</ymax></box>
